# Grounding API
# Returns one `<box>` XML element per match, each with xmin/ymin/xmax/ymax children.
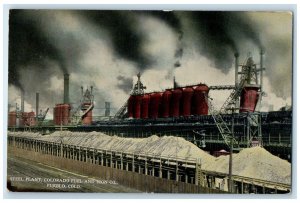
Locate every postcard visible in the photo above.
<box><xmin>7</xmin><ymin>9</ymin><xmax>293</xmax><ymax>194</ymax></box>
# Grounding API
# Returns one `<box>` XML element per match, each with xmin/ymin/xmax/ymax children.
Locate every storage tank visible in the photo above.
<box><xmin>149</xmin><ymin>92</ymin><xmax>162</xmax><ymax>119</ymax></box>
<box><xmin>182</xmin><ymin>87</ymin><xmax>194</xmax><ymax>117</ymax></box>
<box><xmin>8</xmin><ymin>112</ymin><xmax>17</xmax><ymax>127</ymax></box>
<box><xmin>54</xmin><ymin>104</ymin><xmax>62</xmax><ymax>125</ymax></box>
<box><xmin>133</xmin><ymin>95</ymin><xmax>143</xmax><ymax>119</ymax></box>
<box><xmin>54</xmin><ymin>104</ymin><xmax>70</xmax><ymax>125</ymax></box>
<box><xmin>240</xmin><ymin>85</ymin><xmax>259</xmax><ymax>113</ymax></box>
<box><xmin>161</xmin><ymin>90</ymin><xmax>172</xmax><ymax>118</ymax></box>
<box><xmin>127</xmin><ymin>95</ymin><xmax>135</xmax><ymax>118</ymax></box>
<box><xmin>141</xmin><ymin>94</ymin><xmax>150</xmax><ymax>119</ymax></box>
<box><xmin>171</xmin><ymin>88</ymin><xmax>182</xmax><ymax>117</ymax></box>
<box><xmin>82</xmin><ymin>103</ymin><xmax>93</xmax><ymax>125</ymax></box>
<box><xmin>53</xmin><ymin>107</ymin><xmax>56</xmax><ymax>124</ymax></box>
<box><xmin>193</xmin><ymin>84</ymin><xmax>209</xmax><ymax>115</ymax></box>
<box><xmin>53</xmin><ymin>106</ymin><xmax>58</xmax><ymax>125</ymax></box>
<box><xmin>62</xmin><ymin>104</ymin><xmax>71</xmax><ymax>125</ymax></box>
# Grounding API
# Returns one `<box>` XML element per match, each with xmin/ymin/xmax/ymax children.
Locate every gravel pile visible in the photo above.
<box><xmin>207</xmin><ymin>147</ymin><xmax>291</xmax><ymax>184</ymax></box>
<box><xmin>8</xmin><ymin>131</ymin><xmax>291</xmax><ymax>184</ymax></box>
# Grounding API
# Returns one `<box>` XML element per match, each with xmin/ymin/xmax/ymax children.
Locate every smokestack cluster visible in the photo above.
<box><xmin>64</xmin><ymin>73</ymin><xmax>69</xmax><ymax>104</ymax></box>
<box><xmin>8</xmin><ymin>11</ymin><xmax>292</xmax><ymax>113</ymax></box>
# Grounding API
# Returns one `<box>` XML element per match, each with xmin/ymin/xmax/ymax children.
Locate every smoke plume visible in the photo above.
<box><xmin>8</xmin><ymin>10</ymin><xmax>292</xmax><ymax>116</ymax></box>
<box><xmin>183</xmin><ymin>11</ymin><xmax>262</xmax><ymax>72</ymax></box>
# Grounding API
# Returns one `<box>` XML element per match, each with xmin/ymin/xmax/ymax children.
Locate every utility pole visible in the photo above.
<box><xmin>229</xmin><ymin>117</ymin><xmax>233</xmax><ymax>193</ymax></box>
<box><xmin>227</xmin><ymin>105</ymin><xmax>238</xmax><ymax>193</ymax></box>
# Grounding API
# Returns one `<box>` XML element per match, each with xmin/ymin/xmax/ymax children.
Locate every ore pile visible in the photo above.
<box><xmin>8</xmin><ymin>131</ymin><xmax>291</xmax><ymax>184</ymax></box>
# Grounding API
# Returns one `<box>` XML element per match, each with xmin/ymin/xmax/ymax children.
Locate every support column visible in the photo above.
<box><xmin>105</xmin><ymin>152</ymin><xmax>108</xmax><ymax>166</ymax></box>
<box><xmin>132</xmin><ymin>154</ymin><xmax>135</xmax><ymax>172</ymax></box>
<box><xmin>85</xmin><ymin>149</ymin><xmax>88</xmax><ymax>162</ymax></box>
<box><xmin>151</xmin><ymin>160</ymin><xmax>155</xmax><ymax>176</ymax></box>
<box><xmin>195</xmin><ymin>158</ymin><xmax>201</xmax><ymax>186</ymax></box>
<box><xmin>211</xmin><ymin>176</ymin><xmax>216</xmax><ymax>189</ymax></box>
<box><xmin>60</xmin><ymin>143</ymin><xmax>63</xmax><ymax>157</ymax></box>
<box><xmin>79</xmin><ymin>147</ymin><xmax>81</xmax><ymax>161</ymax></box>
<box><xmin>167</xmin><ymin>170</ymin><xmax>170</xmax><ymax>180</ymax></box>
<box><xmin>145</xmin><ymin>159</ymin><xmax>148</xmax><ymax>175</ymax></box>
<box><xmin>159</xmin><ymin>158</ymin><xmax>162</xmax><ymax>178</ymax></box>
<box><xmin>176</xmin><ymin>161</ymin><xmax>179</xmax><ymax>181</ymax></box>
<box><xmin>241</xmin><ymin>180</ymin><xmax>244</xmax><ymax>194</ymax></box>
<box><xmin>93</xmin><ymin>150</ymin><xmax>95</xmax><ymax>164</ymax></box>
<box><xmin>120</xmin><ymin>153</ymin><xmax>123</xmax><ymax>170</ymax></box>
<box><xmin>110</xmin><ymin>153</ymin><xmax>113</xmax><ymax>168</ymax></box>
<box><xmin>126</xmin><ymin>161</ymin><xmax>129</xmax><ymax>171</ymax></box>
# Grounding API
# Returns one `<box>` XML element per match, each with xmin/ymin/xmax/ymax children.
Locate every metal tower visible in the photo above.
<box><xmin>114</xmin><ymin>73</ymin><xmax>146</xmax><ymax>119</ymax></box>
<box><xmin>208</xmin><ymin>51</ymin><xmax>265</xmax><ymax>150</ymax></box>
<box><xmin>132</xmin><ymin>72</ymin><xmax>146</xmax><ymax>95</ymax></box>
<box><xmin>71</xmin><ymin>86</ymin><xmax>94</xmax><ymax>125</ymax></box>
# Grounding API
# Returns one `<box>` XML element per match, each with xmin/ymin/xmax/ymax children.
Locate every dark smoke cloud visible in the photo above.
<box><xmin>181</xmin><ymin>11</ymin><xmax>262</xmax><ymax>72</ymax></box>
<box><xmin>142</xmin><ymin>11</ymin><xmax>184</xmax><ymax>69</ymax></box>
<box><xmin>145</xmin><ymin>11</ymin><xmax>182</xmax><ymax>33</ymax></box>
<box><xmin>174</xmin><ymin>36</ymin><xmax>183</xmax><ymax>68</ymax></box>
<box><xmin>9</xmin><ymin>10</ymin><xmax>67</xmax><ymax>90</ymax></box>
<box><xmin>8</xmin><ymin>10</ymin><xmax>290</xmax><ymax>114</ymax></box>
<box><xmin>116</xmin><ymin>75</ymin><xmax>133</xmax><ymax>93</ymax></box>
<box><xmin>79</xmin><ymin>10</ymin><xmax>154</xmax><ymax>70</ymax></box>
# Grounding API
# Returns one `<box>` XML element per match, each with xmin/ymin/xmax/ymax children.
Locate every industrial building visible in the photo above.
<box><xmin>7</xmin><ymin>51</ymin><xmax>292</xmax><ymax>193</ymax></box>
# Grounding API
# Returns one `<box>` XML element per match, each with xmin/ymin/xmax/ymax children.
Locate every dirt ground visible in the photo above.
<box><xmin>7</xmin><ymin>154</ymin><xmax>141</xmax><ymax>193</ymax></box>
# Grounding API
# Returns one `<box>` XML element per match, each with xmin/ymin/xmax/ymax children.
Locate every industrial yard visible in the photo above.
<box><xmin>7</xmin><ymin>10</ymin><xmax>293</xmax><ymax>194</ymax></box>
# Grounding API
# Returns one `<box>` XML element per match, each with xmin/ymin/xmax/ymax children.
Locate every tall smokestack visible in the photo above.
<box><xmin>64</xmin><ymin>74</ymin><xmax>69</xmax><ymax>104</ymax></box>
<box><xmin>21</xmin><ymin>90</ymin><xmax>24</xmax><ymax>113</ymax></box>
<box><xmin>105</xmin><ymin>102</ymin><xmax>110</xmax><ymax>117</ymax></box>
<box><xmin>234</xmin><ymin>53</ymin><xmax>239</xmax><ymax>87</ymax></box>
<box><xmin>260</xmin><ymin>49</ymin><xmax>265</xmax><ymax>92</ymax></box>
<box><xmin>36</xmin><ymin>92</ymin><xmax>39</xmax><ymax>118</ymax></box>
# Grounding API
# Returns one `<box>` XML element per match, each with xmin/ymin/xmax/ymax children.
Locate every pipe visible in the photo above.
<box><xmin>173</xmin><ymin>76</ymin><xmax>178</xmax><ymax>89</ymax></box>
<box><xmin>64</xmin><ymin>74</ymin><xmax>69</xmax><ymax>104</ymax></box>
<box><xmin>105</xmin><ymin>102</ymin><xmax>110</xmax><ymax>117</ymax></box>
<box><xmin>234</xmin><ymin>53</ymin><xmax>239</xmax><ymax>87</ymax></box>
<box><xmin>21</xmin><ymin>90</ymin><xmax>24</xmax><ymax>113</ymax></box>
<box><xmin>36</xmin><ymin>92</ymin><xmax>39</xmax><ymax>118</ymax></box>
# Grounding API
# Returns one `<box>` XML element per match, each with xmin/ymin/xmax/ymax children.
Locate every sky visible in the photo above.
<box><xmin>8</xmin><ymin>10</ymin><xmax>293</xmax><ymax>118</ymax></box>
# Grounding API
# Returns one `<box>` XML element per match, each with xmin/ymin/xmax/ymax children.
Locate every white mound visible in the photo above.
<box><xmin>8</xmin><ymin>131</ymin><xmax>291</xmax><ymax>184</ymax></box>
